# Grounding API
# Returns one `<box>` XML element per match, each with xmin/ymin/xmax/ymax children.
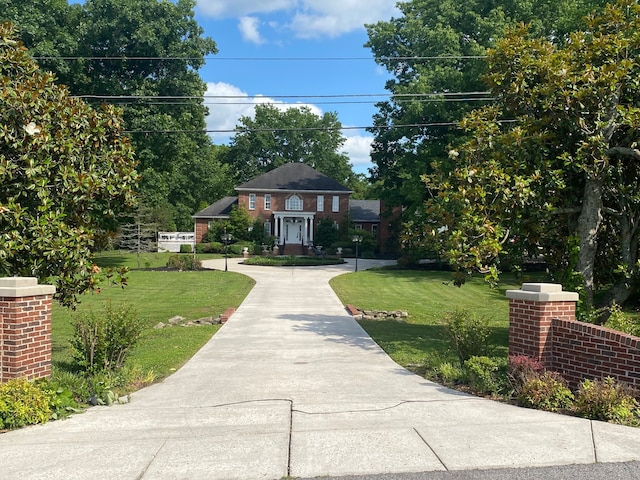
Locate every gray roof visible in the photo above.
<box><xmin>236</xmin><ymin>163</ymin><xmax>351</xmax><ymax>193</ymax></box>
<box><xmin>349</xmin><ymin>200</ymin><xmax>381</xmax><ymax>223</ymax></box>
<box><xmin>192</xmin><ymin>196</ymin><xmax>238</xmax><ymax>218</ymax></box>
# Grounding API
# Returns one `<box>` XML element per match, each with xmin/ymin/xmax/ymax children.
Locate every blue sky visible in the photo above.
<box><xmin>193</xmin><ymin>1</ymin><xmax>401</xmax><ymax>174</ymax></box>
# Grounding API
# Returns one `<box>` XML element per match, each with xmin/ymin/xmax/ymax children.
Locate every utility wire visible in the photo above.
<box><xmin>123</xmin><ymin>120</ymin><xmax>517</xmax><ymax>135</ymax></box>
<box><xmin>72</xmin><ymin>91</ymin><xmax>492</xmax><ymax>100</ymax></box>
<box><xmin>34</xmin><ymin>55</ymin><xmax>487</xmax><ymax>61</ymax></box>
<box><xmin>123</xmin><ymin>98</ymin><xmax>495</xmax><ymax>106</ymax></box>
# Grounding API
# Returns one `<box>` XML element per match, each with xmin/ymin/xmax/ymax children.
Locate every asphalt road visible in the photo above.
<box><xmin>298</xmin><ymin>461</ymin><xmax>640</xmax><ymax>480</ymax></box>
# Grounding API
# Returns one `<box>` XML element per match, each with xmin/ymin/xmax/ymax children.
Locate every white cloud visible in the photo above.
<box><xmin>204</xmin><ymin>81</ymin><xmax>323</xmax><ymax>143</ymax></box>
<box><xmin>197</xmin><ymin>0</ymin><xmax>399</xmax><ymax>38</ymax></box>
<box><xmin>197</xmin><ymin>0</ymin><xmax>296</xmax><ymax>17</ymax></box>
<box><xmin>340</xmin><ymin>134</ymin><xmax>373</xmax><ymax>173</ymax></box>
<box><xmin>238</xmin><ymin>16</ymin><xmax>265</xmax><ymax>45</ymax></box>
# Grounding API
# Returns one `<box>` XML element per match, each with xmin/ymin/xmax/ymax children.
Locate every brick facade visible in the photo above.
<box><xmin>507</xmin><ymin>283</ymin><xmax>640</xmax><ymax>389</ymax></box>
<box><xmin>238</xmin><ymin>191</ymin><xmax>350</xmax><ymax>231</ymax></box>
<box><xmin>0</xmin><ymin>277</ymin><xmax>55</xmax><ymax>383</ymax></box>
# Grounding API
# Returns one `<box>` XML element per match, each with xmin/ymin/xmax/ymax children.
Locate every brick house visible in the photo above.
<box><xmin>193</xmin><ymin>163</ymin><xmax>390</xmax><ymax>254</ymax></box>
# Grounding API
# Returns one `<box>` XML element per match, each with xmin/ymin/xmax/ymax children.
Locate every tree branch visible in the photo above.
<box><xmin>606</xmin><ymin>147</ymin><xmax>640</xmax><ymax>161</ymax></box>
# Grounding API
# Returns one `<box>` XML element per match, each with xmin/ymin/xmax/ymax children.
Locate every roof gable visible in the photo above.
<box><xmin>192</xmin><ymin>196</ymin><xmax>238</xmax><ymax>218</ymax></box>
<box><xmin>350</xmin><ymin>200</ymin><xmax>381</xmax><ymax>223</ymax></box>
<box><xmin>236</xmin><ymin>163</ymin><xmax>351</xmax><ymax>193</ymax></box>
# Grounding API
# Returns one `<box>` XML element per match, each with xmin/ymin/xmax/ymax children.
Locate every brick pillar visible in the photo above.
<box><xmin>505</xmin><ymin>283</ymin><xmax>578</xmax><ymax>370</ymax></box>
<box><xmin>0</xmin><ymin>277</ymin><xmax>56</xmax><ymax>383</ymax></box>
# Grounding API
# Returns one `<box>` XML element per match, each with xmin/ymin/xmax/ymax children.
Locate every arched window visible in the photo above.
<box><xmin>286</xmin><ymin>194</ymin><xmax>303</xmax><ymax>211</ymax></box>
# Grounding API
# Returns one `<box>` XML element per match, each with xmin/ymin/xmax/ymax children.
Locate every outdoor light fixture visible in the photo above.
<box><xmin>221</xmin><ymin>230</ymin><xmax>233</xmax><ymax>272</ymax></box>
<box><xmin>352</xmin><ymin>235</ymin><xmax>363</xmax><ymax>272</ymax></box>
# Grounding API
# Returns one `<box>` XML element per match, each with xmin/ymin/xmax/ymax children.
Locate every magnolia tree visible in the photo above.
<box><xmin>421</xmin><ymin>0</ymin><xmax>640</xmax><ymax>313</ymax></box>
<box><xmin>0</xmin><ymin>23</ymin><xmax>138</xmax><ymax>306</ymax></box>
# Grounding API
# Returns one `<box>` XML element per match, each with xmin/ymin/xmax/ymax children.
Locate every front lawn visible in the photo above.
<box><xmin>52</xmin><ymin>251</ymin><xmax>255</xmax><ymax>378</ymax></box>
<box><xmin>330</xmin><ymin>268</ymin><xmax>545</xmax><ymax>367</ymax></box>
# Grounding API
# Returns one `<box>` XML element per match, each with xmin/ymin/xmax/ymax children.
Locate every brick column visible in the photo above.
<box><xmin>0</xmin><ymin>277</ymin><xmax>56</xmax><ymax>383</ymax></box>
<box><xmin>505</xmin><ymin>283</ymin><xmax>578</xmax><ymax>370</ymax></box>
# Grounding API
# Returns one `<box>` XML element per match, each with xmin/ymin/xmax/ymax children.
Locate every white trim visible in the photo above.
<box><xmin>236</xmin><ymin>188</ymin><xmax>352</xmax><ymax>194</ymax></box>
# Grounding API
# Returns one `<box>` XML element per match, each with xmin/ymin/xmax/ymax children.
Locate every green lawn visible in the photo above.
<box><xmin>52</xmin><ymin>251</ymin><xmax>255</xmax><ymax>378</ymax></box>
<box><xmin>330</xmin><ymin>268</ymin><xmax>546</xmax><ymax>367</ymax></box>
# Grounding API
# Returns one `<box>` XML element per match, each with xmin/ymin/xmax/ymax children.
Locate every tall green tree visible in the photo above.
<box><xmin>1</xmin><ymin>0</ymin><xmax>232</xmax><ymax>230</ymax></box>
<box><xmin>365</xmin><ymin>0</ymin><xmax>610</xmax><ymax>236</ymax></box>
<box><xmin>226</xmin><ymin>104</ymin><xmax>355</xmax><ymax>187</ymax></box>
<box><xmin>0</xmin><ymin>23</ymin><xmax>138</xmax><ymax>306</ymax></box>
<box><xmin>0</xmin><ymin>0</ymin><xmax>80</xmax><ymax>78</ymax></box>
<box><xmin>422</xmin><ymin>0</ymin><xmax>640</xmax><ymax>311</ymax></box>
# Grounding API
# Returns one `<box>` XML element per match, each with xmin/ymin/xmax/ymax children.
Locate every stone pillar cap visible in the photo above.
<box><xmin>0</xmin><ymin>276</ymin><xmax>56</xmax><ymax>297</ymax></box>
<box><xmin>506</xmin><ymin>282</ymin><xmax>578</xmax><ymax>302</ymax></box>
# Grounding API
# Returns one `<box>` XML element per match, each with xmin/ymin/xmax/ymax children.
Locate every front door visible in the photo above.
<box><xmin>284</xmin><ymin>218</ymin><xmax>303</xmax><ymax>244</ymax></box>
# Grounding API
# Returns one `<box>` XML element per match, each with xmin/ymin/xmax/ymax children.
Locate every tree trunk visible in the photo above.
<box><xmin>608</xmin><ymin>208</ymin><xmax>639</xmax><ymax>308</ymax></box>
<box><xmin>576</xmin><ymin>176</ymin><xmax>603</xmax><ymax>308</ymax></box>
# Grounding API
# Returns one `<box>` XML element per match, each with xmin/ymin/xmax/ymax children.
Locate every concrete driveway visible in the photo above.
<box><xmin>1</xmin><ymin>257</ymin><xmax>639</xmax><ymax>480</ymax></box>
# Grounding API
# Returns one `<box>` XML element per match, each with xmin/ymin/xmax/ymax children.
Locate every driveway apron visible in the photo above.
<box><xmin>1</xmin><ymin>258</ymin><xmax>640</xmax><ymax>480</ymax></box>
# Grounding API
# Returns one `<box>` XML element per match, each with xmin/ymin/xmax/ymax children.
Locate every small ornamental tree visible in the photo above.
<box><xmin>0</xmin><ymin>23</ymin><xmax>138</xmax><ymax>307</ymax></box>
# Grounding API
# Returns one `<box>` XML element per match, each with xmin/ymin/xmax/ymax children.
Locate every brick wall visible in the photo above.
<box><xmin>552</xmin><ymin>319</ymin><xmax>640</xmax><ymax>389</ymax></box>
<box><xmin>0</xmin><ymin>277</ymin><xmax>55</xmax><ymax>383</ymax></box>
<box><xmin>507</xmin><ymin>283</ymin><xmax>640</xmax><ymax>389</ymax></box>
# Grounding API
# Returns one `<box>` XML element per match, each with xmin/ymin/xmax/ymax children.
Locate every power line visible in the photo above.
<box><xmin>72</xmin><ymin>91</ymin><xmax>492</xmax><ymax>100</ymax></box>
<box><xmin>123</xmin><ymin>120</ymin><xmax>517</xmax><ymax>135</ymax></box>
<box><xmin>34</xmin><ymin>55</ymin><xmax>487</xmax><ymax>61</ymax></box>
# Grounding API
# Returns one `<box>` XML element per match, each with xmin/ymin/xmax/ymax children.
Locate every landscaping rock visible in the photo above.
<box><xmin>154</xmin><ymin>322</ymin><xmax>165</xmax><ymax>329</ymax></box>
<box><xmin>168</xmin><ymin>315</ymin><xmax>185</xmax><ymax>325</ymax></box>
<box><xmin>194</xmin><ymin>317</ymin><xmax>215</xmax><ymax>325</ymax></box>
<box><xmin>347</xmin><ymin>307</ymin><xmax>408</xmax><ymax>322</ymax></box>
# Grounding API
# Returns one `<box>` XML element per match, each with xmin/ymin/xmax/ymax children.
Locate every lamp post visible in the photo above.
<box><xmin>352</xmin><ymin>235</ymin><xmax>363</xmax><ymax>272</ymax></box>
<box><xmin>221</xmin><ymin>229</ymin><xmax>233</xmax><ymax>272</ymax></box>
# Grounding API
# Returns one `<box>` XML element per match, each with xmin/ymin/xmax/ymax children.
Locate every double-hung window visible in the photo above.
<box><xmin>249</xmin><ymin>193</ymin><xmax>256</xmax><ymax>210</ymax></box>
<box><xmin>332</xmin><ymin>196</ymin><xmax>339</xmax><ymax>212</ymax></box>
<box><xmin>317</xmin><ymin>195</ymin><xmax>324</xmax><ymax>212</ymax></box>
<box><xmin>264</xmin><ymin>194</ymin><xmax>271</xmax><ymax>210</ymax></box>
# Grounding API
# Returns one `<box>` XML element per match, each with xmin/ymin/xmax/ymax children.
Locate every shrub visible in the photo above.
<box><xmin>179</xmin><ymin>244</ymin><xmax>193</xmax><ymax>253</ymax></box>
<box><xmin>464</xmin><ymin>356</ymin><xmax>509</xmax><ymax>396</ymax></box>
<box><xmin>517</xmin><ymin>371</ymin><xmax>574</xmax><ymax>412</ymax></box>
<box><xmin>0</xmin><ymin>378</ymin><xmax>50</xmax><ymax>430</ymax></box>
<box><xmin>38</xmin><ymin>378</ymin><xmax>82</xmax><ymax>420</ymax></box>
<box><xmin>166</xmin><ymin>254</ymin><xmax>202</xmax><ymax>270</ymax></box>
<box><xmin>574</xmin><ymin>377</ymin><xmax>640</xmax><ymax>425</ymax></box>
<box><xmin>229</xmin><ymin>244</ymin><xmax>244</xmax><ymax>255</ymax></box>
<box><xmin>605</xmin><ymin>303</ymin><xmax>639</xmax><ymax>337</ymax></box>
<box><xmin>508</xmin><ymin>355</ymin><xmax>545</xmax><ymax>392</ymax></box>
<box><xmin>443</xmin><ymin>309</ymin><xmax>491</xmax><ymax>365</ymax></box>
<box><xmin>427</xmin><ymin>360</ymin><xmax>466</xmax><ymax>386</ymax></box>
<box><xmin>71</xmin><ymin>301</ymin><xmax>144</xmax><ymax>373</ymax></box>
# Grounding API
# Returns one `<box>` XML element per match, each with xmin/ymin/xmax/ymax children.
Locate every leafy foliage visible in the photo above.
<box><xmin>421</xmin><ymin>0</ymin><xmax>640</xmax><ymax>309</ymax></box>
<box><xmin>507</xmin><ymin>354</ymin><xmax>545</xmax><ymax>391</ymax></box>
<box><xmin>575</xmin><ymin>377</ymin><xmax>640</xmax><ymax>424</ymax></box>
<box><xmin>166</xmin><ymin>254</ymin><xmax>202</xmax><ymax>271</ymax></box>
<box><xmin>604</xmin><ymin>303</ymin><xmax>640</xmax><ymax>336</ymax></box>
<box><xmin>365</xmin><ymin>0</ymin><xmax>609</xmax><ymax>257</ymax></box>
<box><xmin>71</xmin><ymin>301</ymin><xmax>144</xmax><ymax>372</ymax></box>
<box><xmin>226</xmin><ymin>104</ymin><xmax>355</xmax><ymax>186</ymax></box>
<box><xmin>1</xmin><ymin>0</ymin><xmax>234</xmax><ymax>231</ymax></box>
<box><xmin>0</xmin><ymin>22</ymin><xmax>138</xmax><ymax>307</ymax></box>
<box><xmin>0</xmin><ymin>378</ymin><xmax>50</xmax><ymax>430</ymax></box>
<box><xmin>315</xmin><ymin>217</ymin><xmax>340</xmax><ymax>248</ymax></box>
<box><xmin>442</xmin><ymin>308</ymin><xmax>492</xmax><ymax>365</ymax></box>
<box><xmin>464</xmin><ymin>355</ymin><xmax>509</xmax><ymax>396</ymax></box>
<box><xmin>517</xmin><ymin>371</ymin><xmax>575</xmax><ymax>412</ymax></box>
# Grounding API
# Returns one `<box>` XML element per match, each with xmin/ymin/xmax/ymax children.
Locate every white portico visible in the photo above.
<box><xmin>273</xmin><ymin>212</ymin><xmax>316</xmax><ymax>246</ymax></box>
